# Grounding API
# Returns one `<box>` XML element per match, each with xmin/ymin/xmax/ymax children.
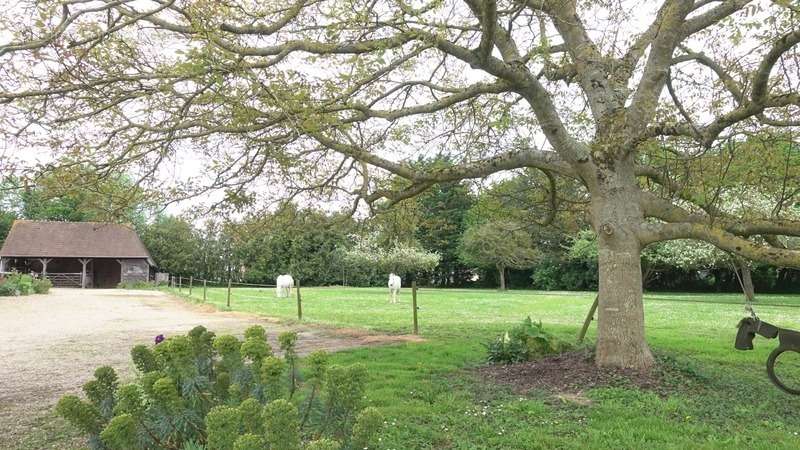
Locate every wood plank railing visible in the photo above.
<box><xmin>44</xmin><ymin>273</ymin><xmax>82</xmax><ymax>287</ymax></box>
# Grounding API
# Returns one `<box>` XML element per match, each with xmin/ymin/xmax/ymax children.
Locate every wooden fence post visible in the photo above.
<box><xmin>412</xmin><ymin>280</ymin><xmax>419</xmax><ymax>335</ymax></box>
<box><xmin>188</xmin><ymin>276</ymin><xmax>193</xmax><ymax>296</ymax></box>
<box><xmin>227</xmin><ymin>278</ymin><xmax>232</xmax><ymax>308</ymax></box>
<box><xmin>296</xmin><ymin>279</ymin><xmax>302</xmax><ymax>320</ymax></box>
<box><xmin>577</xmin><ymin>295</ymin><xmax>599</xmax><ymax>343</ymax></box>
<box><xmin>203</xmin><ymin>279</ymin><xmax>207</xmax><ymax>303</ymax></box>
<box><xmin>178</xmin><ymin>276</ymin><xmax>182</xmax><ymax>293</ymax></box>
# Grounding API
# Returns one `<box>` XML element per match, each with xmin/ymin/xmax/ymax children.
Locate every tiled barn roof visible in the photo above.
<box><xmin>0</xmin><ymin>220</ymin><xmax>153</xmax><ymax>263</ymax></box>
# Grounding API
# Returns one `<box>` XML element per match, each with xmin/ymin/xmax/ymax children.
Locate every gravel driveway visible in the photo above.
<box><xmin>0</xmin><ymin>288</ymin><xmax>412</xmax><ymax>449</ymax></box>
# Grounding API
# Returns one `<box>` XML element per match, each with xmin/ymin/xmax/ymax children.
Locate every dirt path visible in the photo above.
<box><xmin>0</xmin><ymin>289</ymin><xmax>419</xmax><ymax>449</ymax></box>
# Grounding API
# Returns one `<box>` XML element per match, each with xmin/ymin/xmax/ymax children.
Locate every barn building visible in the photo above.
<box><xmin>0</xmin><ymin>220</ymin><xmax>154</xmax><ymax>288</ymax></box>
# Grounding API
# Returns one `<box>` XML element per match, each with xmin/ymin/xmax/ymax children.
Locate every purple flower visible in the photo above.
<box><xmin>155</xmin><ymin>334</ymin><xmax>165</xmax><ymax>345</ymax></box>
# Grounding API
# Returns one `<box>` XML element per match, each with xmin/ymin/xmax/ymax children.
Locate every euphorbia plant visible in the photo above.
<box><xmin>57</xmin><ymin>325</ymin><xmax>383</xmax><ymax>450</ymax></box>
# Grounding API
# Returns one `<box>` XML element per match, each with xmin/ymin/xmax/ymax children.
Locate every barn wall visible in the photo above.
<box><xmin>120</xmin><ymin>259</ymin><xmax>150</xmax><ymax>283</ymax></box>
<box><xmin>94</xmin><ymin>259</ymin><xmax>120</xmax><ymax>288</ymax></box>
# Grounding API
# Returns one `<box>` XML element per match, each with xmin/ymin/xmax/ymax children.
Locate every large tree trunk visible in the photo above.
<box><xmin>497</xmin><ymin>264</ymin><xmax>506</xmax><ymax>290</ymax></box>
<box><xmin>590</xmin><ymin>159</ymin><xmax>655</xmax><ymax>371</ymax></box>
<box><xmin>595</xmin><ymin>232</ymin><xmax>654</xmax><ymax>369</ymax></box>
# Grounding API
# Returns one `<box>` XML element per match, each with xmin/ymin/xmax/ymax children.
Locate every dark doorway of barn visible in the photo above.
<box><xmin>93</xmin><ymin>259</ymin><xmax>121</xmax><ymax>288</ymax></box>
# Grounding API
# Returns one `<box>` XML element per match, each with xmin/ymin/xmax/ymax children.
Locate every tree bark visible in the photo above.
<box><xmin>497</xmin><ymin>264</ymin><xmax>506</xmax><ymax>290</ymax></box>
<box><xmin>589</xmin><ymin>160</ymin><xmax>655</xmax><ymax>370</ymax></box>
<box><xmin>595</xmin><ymin>233</ymin><xmax>654</xmax><ymax>370</ymax></box>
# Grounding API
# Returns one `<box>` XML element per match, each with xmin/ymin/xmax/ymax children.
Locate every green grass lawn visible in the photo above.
<box><xmin>170</xmin><ymin>285</ymin><xmax>800</xmax><ymax>449</ymax></box>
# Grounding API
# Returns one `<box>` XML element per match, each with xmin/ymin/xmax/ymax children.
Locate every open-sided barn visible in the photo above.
<box><xmin>0</xmin><ymin>220</ymin><xmax>154</xmax><ymax>288</ymax></box>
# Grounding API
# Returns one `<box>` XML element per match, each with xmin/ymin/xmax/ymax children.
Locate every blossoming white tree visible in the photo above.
<box><xmin>341</xmin><ymin>235</ymin><xmax>440</xmax><ymax>277</ymax></box>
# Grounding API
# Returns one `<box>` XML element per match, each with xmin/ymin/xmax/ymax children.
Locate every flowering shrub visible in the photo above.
<box><xmin>340</xmin><ymin>235</ymin><xmax>440</xmax><ymax>276</ymax></box>
<box><xmin>56</xmin><ymin>325</ymin><xmax>383</xmax><ymax>450</ymax></box>
<box><xmin>486</xmin><ymin>317</ymin><xmax>570</xmax><ymax>364</ymax></box>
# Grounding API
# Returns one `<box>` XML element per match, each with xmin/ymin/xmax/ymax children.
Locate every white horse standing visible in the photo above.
<box><xmin>276</xmin><ymin>274</ymin><xmax>294</xmax><ymax>298</ymax></box>
<box><xmin>388</xmin><ymin>273</ymin><xmax>402</xmax><ymax>304</ymax></box>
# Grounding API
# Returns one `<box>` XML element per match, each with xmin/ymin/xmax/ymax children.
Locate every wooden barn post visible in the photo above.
<box><xmin>38</xmin><ymin>258</ymin><xmax>53</xmax><ymax>277</ymax></box>
<box><xmin>78</xmin><ymin>258</ymin><xmax>92</xmax><ymax>289</ymax></box>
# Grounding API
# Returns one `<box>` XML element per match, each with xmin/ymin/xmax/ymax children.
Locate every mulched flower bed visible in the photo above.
<box><xmin>477</xmin><ymin>350</ymin><xmax>673</xmax><ymax>396</ymax></box>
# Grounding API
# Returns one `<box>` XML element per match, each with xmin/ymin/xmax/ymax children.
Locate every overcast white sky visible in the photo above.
<box><xmin>0</xmin><ymin>0</ymin><xmax>789</xmax><ymax>220</ymax></box>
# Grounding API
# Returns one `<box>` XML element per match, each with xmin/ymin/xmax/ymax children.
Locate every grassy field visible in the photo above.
<box><xmin>169</xmin><ymin>285</ymin><xmax>800</xmax><ymax>449</ymax></box>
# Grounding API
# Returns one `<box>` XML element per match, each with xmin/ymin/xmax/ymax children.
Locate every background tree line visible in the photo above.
<box><xmin>2</xmin><ymin>151</ymin><xmax>799</xmax><ymax>292</ymax></box>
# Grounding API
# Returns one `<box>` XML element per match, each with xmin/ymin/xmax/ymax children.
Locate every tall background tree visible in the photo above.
<box><xmin>139</xmin><ymin>215</ymin><xmax>201</xmax><ymax>278</ymax></box>
<box><xmin>2</xmin><ymin>0</ymin><xmax>800</xmax><ymax>370</ymax></box>
<box><xmin>411</xmin><ymin>157</ymin><xmax>475</xmax><ymax>286</ymax></box>
<box><xmin>229</xmin><ymin>204</ymin><xmax>356</xmax><ymax>285</ymax></box>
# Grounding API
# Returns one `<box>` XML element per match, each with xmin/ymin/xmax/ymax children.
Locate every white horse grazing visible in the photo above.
<box><xmin>388</xmin><ymin>273</ymin><xmax>401</xmax><ymax>304</ymax></box>
<box><xmin>276</xmin><ymin>274</ymin><xmax>294</xmax><ymax>298</ymax></box>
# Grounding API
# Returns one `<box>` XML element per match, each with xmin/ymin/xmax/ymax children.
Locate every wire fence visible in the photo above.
<box><xmin>164</xmin><ymin>275</ymin><xmax>422</xmax><ymax>334</ymax></box>
<box><xmin>168</xmin><ymin>276</ymin><xmax>280</xmax><ymax>306</ymax></box>
<box><xmin>161</xmin><ymin>274</ymin><xmax>800</xmax><ymax>338</ymax></box>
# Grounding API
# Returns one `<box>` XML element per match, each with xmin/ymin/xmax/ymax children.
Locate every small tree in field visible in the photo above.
<box><xmin>459</xmin><ymin>221</ymin><xmax>537</xmax><ymax>290</ymax></box>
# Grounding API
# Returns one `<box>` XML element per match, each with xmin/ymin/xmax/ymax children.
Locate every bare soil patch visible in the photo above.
<box><xmin>320</xmin><ymin>327</ymin><xmax>426</xmax><ymax>344</ymax></box>
<box><xmin>0</xmin><ymin>288</ymin><xmax>418</xmax><ymax>449</ymax></box>
<box><xmin>477</xmin><ymin>350</ymin><xmax>669</xmax><ymax>399</ymax></box>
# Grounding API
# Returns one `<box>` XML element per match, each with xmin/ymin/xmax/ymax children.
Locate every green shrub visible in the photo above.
<box><xmin>117</xmin><ymin>280</ymin><xmax>157</xmax><ymax>289</ymax></box>
<box><xmin>151</xmin><ymin>377</ymin><xmax>182</xmax><ymax>411</ymax></box>
<box><xmin>0</xmin><ymin>282</ymin><xmax>16</xmax><ymax>296</ymax></box>
<box><xmin>131</xmin><ymin>344</ymin><xmax>159</xmax><ymax>373</ymax></box>
<box><xmin>139</xmin><ymin>370</ymin><xmax>164</xmax><ymax>398</ymax></box>
<box><xmin>83</xmin><ymin>366</ymin><xmax>118</xmax><ymax>418</ymax></box>
<box><xmin>206</xmin><ymin>406</ymin><xmax>242</xmax><ymax>450</ymax></box>
<box><xmin>307</xmin><ymin>350</ymin><xmax>329</xmax><ymax>385</ymax></box>
<box><xmin>324</xmin><ymin>363</ymin><xmax>368</xmax><ymax>438</ymax></box>
<box><xmin>0</xmin><ymin>273</ymin><xmax>35</xmax><ymax>296</ymax></box>
<box><xmin>486</xmin><ymin>317</ymin><xmax>570</xmax><ymax>364</ymax></box>
<box><xmin>114</xmin><ymin>384</ymin><xmax>145</xmax><ymax>417</ymax></box>
<box><xmin>32</xmin><ymin>277</ymin><xmax>52</xmax><ymax>294</ymax></box>
<box><xmin>243</xmin><ymin>325</ymin><xmax>267</xmax><ymax>341</ymax></box>
<box><xmin>56</xmin><ymin>326</ymin><xmax>379</xmax><ymax>450</ymax></box>
<box><xmin>279</xmin><ymin>331</ymin><xmax>299</xmax><ymax>395</ymax></box>
<box><xmin>238</xmin><ymin>398</ymin><xmax>263</xmax><ymax>435</ymax></box>
<box><xmin>261</xmin><ymin>356</ymin><xmax>287</xmax><ymax>401</ymax></box>
<box><xmin>351</xmin><ymin>407</ymin><xmax>383</xmax><ymax>449</ymax></box>
<box><xmin>233</xmin><ymin>433</ymin><xmax>264</xmax><ymax>450</ymax></box>
<box><xmin>55</xmin><ymin>395</ymin><xmax>103</xmax><ymax>435</ymax></box>
<box><xmin>15</xmin><ymin>274</ymin><xmax>34</xmax><ymax>295</ymax></box>
<box><xmin>100</xmin><ymin>414</ymin><xmax>138</xmax><ymax>450</ymax></box>
<box><xmin>264</xmin><ymin>399</ymin><xmax>301</xmax><ymax>450</ymax></box>
<box><xmin>188</xmin><ymin>325</ymin><xmax>216</xmax><ymax>362</ymax></box>
<box><xmin>241</xmin><ymin>336</ymin><xmax>272</xmax><ymax>362</ymax></box>
<box><xmin>305</xmin><ymin>439</ymin><xmax>342</xmax><ymax>450</ymax></box>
